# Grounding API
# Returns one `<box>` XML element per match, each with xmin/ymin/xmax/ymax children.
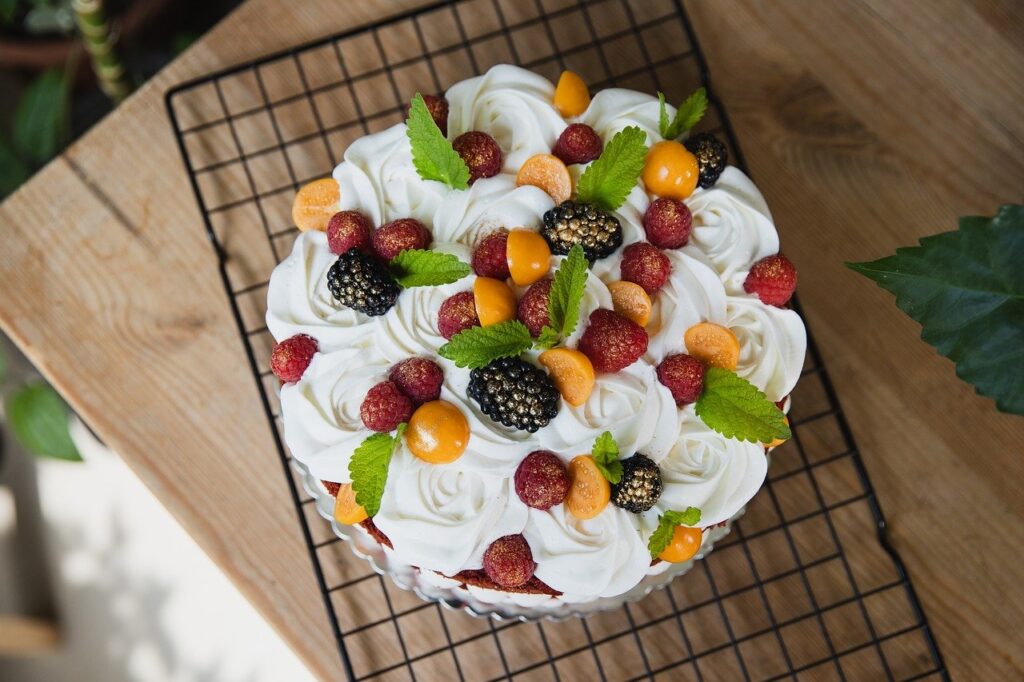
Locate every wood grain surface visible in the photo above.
<box><xmin>0</xmin><ymin>0</ymin><xmax>1021</xmax><ymax>679</ymax></box>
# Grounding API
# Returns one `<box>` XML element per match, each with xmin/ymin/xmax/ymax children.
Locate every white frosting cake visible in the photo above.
<box><xmin>267</xmin><ymin>65</ymin><xmax>806</xmax><ymax>608</ymax></box>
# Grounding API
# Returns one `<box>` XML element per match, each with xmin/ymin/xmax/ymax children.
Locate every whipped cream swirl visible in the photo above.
<box><xmin>430</xmin><ymin>175</ymin><xmax>553</xmax><ymax>247</ymax></box>
<box><xmin>726</xmin><ymin>296</ymin><xmax>806</xmax><ymax>402</ymax></box>
<box><xmin>644</xmin><ymin>250</ymin><xmax>728</xmax><ymax>363</ymax></box>
<box><xmin>578</xmin><ymin>88</ymin><xmax>669</xmax><ymax>145</ymax></box>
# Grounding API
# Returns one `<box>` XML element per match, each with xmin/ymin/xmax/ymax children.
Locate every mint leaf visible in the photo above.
<box><xmin>846</xmin><ymin>204</ymin><xmax>1024</xmax><ymax>414</ymax></box>
<box><xmin>5</xmin><ymin>382</ymin><xmax>81</xmax><ymax>461</ymax></box>
<box><xmin>438</xmin><ymin>320</ymin><xmax>533</xmax><ymax>369</ymax></box>
<box><xmin>591</xmin><ymin>431</ymin><xmax>623</xmax><ymax>484</ymax></box>
<box><xmin>406</xmin><ymin>93</ymin><xmax>470</xmax><ymax>190</ymax></box>
<box><xmin>546</xmin><ymin>244</ymin><xmax>589</xmax><ymax>341</ymax></box>
<box><xmin>348</xmin><ymin>423</ymin><xmax>405</xmax><ymax>517</ymax></box>
<box><xmin>658</xmin><ymin>92</ymin><xmax>671</xmax><ymax>141</ymax></box>
<box><xmin>534</xmin><ymin>326</ymin><xmax>560</xmax><ymax>350</ymax></box>
<box><xmin>576</xmin><ymin>126</ymin><xmax>647</xmax><ymax>212</ymax></box>
<box><xmin>390</xmin><ymin>249</ymin><xmax>471</xmax><ymax>287</ymax></box>
<box><xmin>648</xmin><ymin>507</ymin><xmax>702</xmax><ymax>558</ymax></box>
<box><xmin>659</xmin><ymin>88</ymin><xmax>708</xmax><ymax>140</ymax></box>
<box><xmin>695</xmin><ymin>368</ymin><xmax>791</xmax><ymax>443</ymax></box>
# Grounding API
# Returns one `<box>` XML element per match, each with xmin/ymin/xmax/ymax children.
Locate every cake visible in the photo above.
<box><xmin>266</xmin><ymin>65</ymin><xmax>806</xmax><ymax>610</ymax></box>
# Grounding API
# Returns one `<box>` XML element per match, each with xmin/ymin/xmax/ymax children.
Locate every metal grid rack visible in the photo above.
<box><xmin>165</xmin><ymin>1</ymin><xmax>948</xmax><ymax>679</ymax></box>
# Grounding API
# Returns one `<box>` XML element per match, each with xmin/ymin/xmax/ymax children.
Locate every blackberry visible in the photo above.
<box><xmin>684</xmin><ymin>133</ymin><xmax>728</xmax><ymax>188</ymax></box>
<box><xmin>541</xmin><ymin>200</ymin><xmax>622</xmax><ymax>262</ymax></box>
<box><xmin>326</xmin><ymin>249</ymin><xmax>400</xmax><ymax>316</ymax></box>
<box><xmin>468</xmin><ymin>357</ymin><xmax>560</xmax><ymax>432</ymax></box>
<box><xmin>611</xmin><ymin>455</ymin><xmax>663</xmax><ymax>513</ymax></box>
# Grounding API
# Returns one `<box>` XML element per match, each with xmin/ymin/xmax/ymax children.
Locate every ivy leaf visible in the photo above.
<box><xmin>406</xmin><ymin>93</ymin><xmax>470</xmax><ymax>190</ymax></box>
<box><xmin>695</xmin><ymin>368</ymin><xmax>791</xmax><ymax>443</ymax></box>
<box><xmin>348</xmin><ymin>423</ymin><xmax>405</xmax><ymax>517</ymax></box>
<box><xmin>390</xmin><ymin>249</ymin><xmax>471</xmax><ymax>287</ymax></box>
<box><xmin>648</xmin><ymin>507</ymin><xmax>702</xmax><ymax>558</ymax></box>
<box><xmin>5</xmin><ymin>382</ymin><xmax>82</xmax><ymax>461</ymax></box>
<box><xmin>438</xmin><ymin>320</ymin><xmax>533</xmax><ymax>369</ymax></box>
<box><xmin>575</xmin><ymin>126</ymin><xmax>648</xmax><ymax>212</ymax></box>
<box><xmin>846</xmin><ymin>204</ymin><xmax>1024</xmax><ymax>414</ymax></box>
<box><xmin>591</xmin><ymin>431</ymin><xmax>623</xmax><ymax>484</ymax></box>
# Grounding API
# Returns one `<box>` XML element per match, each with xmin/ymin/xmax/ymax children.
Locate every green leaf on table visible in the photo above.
<box><xmin>5</xmin><ymin>382</ymin><xmax>82</xmax><ymax>461</ymax></box>
<box><xmin>846</xmin><ymin>204</ymin><xmax>1024</xmax><ymax>415</ymax></box>
<box><xmin>390</xmin><ymin>249</ymin><xmax>471</xmax><ymax>287</ymax></box>
<box><xmin>591</xmin><ymin>431</ymin><xmax>623</xmax><ymax>484</ymax></box>
<box><xmin>648</xmin><ymin>507</ymin><xmax>702</xmax><ymax>558</ymax></box>
<box><xmin>658</xmin><ymin>87</ymin><xmax>708</xmax><ymax>140</ymax></box>
<box><xmin>348</xmin><ymin>423</ymin><xmax>405</xmax><ymax>517</ymax></box>
<box><xmin>695</xmin><ymin>368</ymin><xmax>791</xmax><ymax>443</ymax></box>
<box><xmin>406</xmin><ymin>92</ymin><xmax>469</xmax><ymax>190</ymax></box>
<box><xmin>438</xmin><ymin>320</ymin><xmax>533</xmax><ymax>369</ymax></box>
<box><xmin>575</xmin><ymin>126</ymin><xmax>647</xmax><ymax>212</ymax></box>
<box><xmin>14</xmin><ymin>68</ymin><xmax>69</xmax><ymax>165</ymax></box>
<box><xmin>0</xmin><ymin>139</ymin><xmax>30</xmax><ymax>198</ymax></box>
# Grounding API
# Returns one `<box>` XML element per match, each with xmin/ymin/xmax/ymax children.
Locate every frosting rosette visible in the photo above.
<box><xmin>727</xmin><ymin>295</ymin><xmax>807</xmax><ymax>402</ymax></box>
<box><xmin>644</xmin><ymin>249</ymin><xmax>728</xmax><ymax>363</ymax></box>
<box><xmin>430</xmin><ymin>175</ymin><xmax>553</xmax><ymax>247</ymax></box>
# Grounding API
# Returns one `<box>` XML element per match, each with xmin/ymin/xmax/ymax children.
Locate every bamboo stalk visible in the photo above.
<box><xmin>71</xmin><ymin>0</ymin><xmax>132</xmax><ymax>103</ymax></box>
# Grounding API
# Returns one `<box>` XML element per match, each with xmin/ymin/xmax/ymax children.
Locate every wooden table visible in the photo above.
<box><xmin>1</xmin><ymin>1</ymin><xmax>1021</xmax><ymax>679</ymax></box>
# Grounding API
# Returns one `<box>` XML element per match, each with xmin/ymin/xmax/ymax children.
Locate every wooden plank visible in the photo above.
<box><xmin>0</xmin><ymin>616</ymin><xmax>59</xmax><ymax>654</ymax></box>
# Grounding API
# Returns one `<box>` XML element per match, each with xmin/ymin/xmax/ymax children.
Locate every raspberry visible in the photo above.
<box><xmin>620</xmin><ymin>242</ymin><xmax>672</xmax><ymax>295</ymax></box>
<box><xmin>326</xmin><ymin>211</ymin><xmax>372</xmax><ymax>254</ymax></box>
<box><xmin>419</xmin><ymin>94</ymin><xmax>449</xmax><ymax>136</ymax></box>
<box><xmin>743</xmin><ymin>254</ymin><xmax>797</xmax><ymax>306</ymax></box>
<box><xmin>517</xmin><ymin>278</ymin><xmax>552</xmax><ymax>337</ymax></box>
<box><xmin>270</xmin><ymin>334</ymin><xmax>318</xmax><ymax>383</ymax></box>
<box><xmin>389</xmin><ymin>358</ymin><xmax>444</xmax><ymax>405</ymax></box>
<box><xmin>578</xmin><ymin>309</ymin><xmax>648</xmax><ymax>373</ymax></box>
<box><xmin>360</xmin><ymin>381</ymin><xmax>413</xmax><ymax>432</ymax></box>
<box><xmin>437</xmin><ymin>291</ymin><xmax>480</xmax><ymax>340</ymax></box>
<box><xmin>643</xmin><ymin>198</ymin><xmax>692</xmax><ymax>249</ymax></box>
<box><xmin>515</xmin><ymin>450</ymin><xmax>570</xmax><ymax>510</ymax></box>
<box><xmin>656</xmin><ymin>354</ymin><xmax>706</xmax><ymax>405</ymax></box>
<box><xmin>471</xmin><ymin>230</ymin><xmax>510</xmax><ymax>279</ymax></box>
<box><xmin>552</xmin><ymin>123</ymin><xmax>602</xmax><ymax>165</ymax></box>
<box><xmin>453</xmin><ymin>131</ymin><xmax>502</xmax><ymax>183</ymax></box>
<box><xmin>321</xmin><ymin>480</ymin><xmax>341</xmax><ymax>497</ymax></box>
<box><xmin>371</xmin><ymin>218</ymin><xmax>431</xmax><ymax>261</ymax></box>
<box><xmin>482</xmin><ymin>534</ymin><xmax>536</xmax><ymax>588</ymax></box>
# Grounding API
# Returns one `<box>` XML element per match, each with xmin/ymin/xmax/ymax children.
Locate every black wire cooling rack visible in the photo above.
<box><xmin>165</xmin><ymin>1</ymin><xmax>949</xmax><ymax>679</ymax></box>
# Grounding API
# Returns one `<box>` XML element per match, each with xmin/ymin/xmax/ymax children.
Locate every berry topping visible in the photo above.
<box><xmin>743</xmin><ymin>254</ymin><xmax>798</xmax><ymax>306</ymax></box>
<box><xmin>327</xmin><ymin>249</ymin><xmax>401</xmax><ymax>316</ymax></box>
<box><xmin>541</xmin><ymin>200</ymin><xmax>622</xmax><ymax>262</ymax></box>
<box><xmin>565</xmin><ymin>455</ymin><xmax>610</xmax><ymax>520</ymax></box>
<box><xmin>292</xmin><ymin>178</ymin><xmax>339</xmax><ymax>232</ymax></box>
<box><xmin>643</xmin><ymin>197</ymin><xmax>693</xmax><ymax>249</ymax></box>
<box><xmin>642</xmin><ymin>140</ymin><xmax>699</xmax><ymax>199</ymax></box>
<box><xmin>607</xmin><ymin>281</ymin><xmax>652</xmax><ymax>327</ymax></box>
<box><xmin>409</xmin><ymin>93</ymin><xmax>449</xmax><ymax>136</ymax></box>
<box><xmin>468</xmin><ymin>357</ymin><xmax>560</xmax><ymax>432</ymax></box>
<box><xmin>473</xmin><ymin>277</ymin><xmax>518</xmax><ymax>326</ymax></box>
<box><xmin>684</xmin><ymin>132</ymin><xmax>728</xmax><ymax>188</ymax></box>
<box><xmin>517</xmin><ymin>277</ymin><xmax>552</xmax><ymax>337</ymax></box>
<box><xmin>326</xmin><ymin>211</ymin><xmax>372</xmax><ymax>255</ymax></box>
<box><xmin>389</xmin><ymin>357</ymin><xmax>444</xmax><ymax>405</ymax></box>
<box><xmin>659</xmin><ymin>525</ymin><xmax>703</xmax><ymax>563</ymax></box>
<box><xmin>453</xmin><ymin>131</ymin><xmax>502</xmax><ymax>183</ymax></box>
<box><xmin>270</xmin><ymin>334</ymin><xmax>318</xmax><ymax>383</ymax></box>
<box><xmin>656</xmin><ymin>354</ymin><xmax>706</xmax><ymax>406</ymax></box>
<box><xmin>552</xmin><ymin>70</ymin><xmax>590</xmax><ymax>117</ymax></box>
<box><xmin>360</xmin><ymin>380</ymin><xmax>414</xmax><ymax>432</ymax></box>
<box><xmin>437</xmin><ymin>291</ymin><xmax>480</xmax><ymax>340</ymax></box>
<box><xmin>552</xmin><ymin>123</ymin><xmax>602</xmax><ymax>165</ymax></box>
<box><xmin>537</xmin><ymin>348</ymin><xmax>596</xmax><ymax>407</ymax></box>
<box><xmin>333</xmin><ymin>483</ymin><xmax>368</xmax><ymax>525</ymax></box>
<box><xmin>611</xmin><ymin>454</ymin><xmax>663</xmax><ymax>513</ymax></box>
<box><xmin>620</xmin><ymin>242</ymin><xmax>671</xmax><ymax>295</ymax></box>
<box><xmin>684</xmin><ymin>322</ymin><xmax>740</xmax><ymax>370</ymax></box>
<box><xmin>482</xmin><ymin>534</ymin><xmax>536</xmax><ymax>588</ymax></box>
<box><xmin>578</xmin><ymin>309</ymin><xmax>649</xmax><ymax>373</ymax></box>
<box><xmin>406</xmin><ymin>400</ymin><xmax>470</xmax><ymax>464</ymax></box>
<box><xmin>516</xmin><ymin>154</ymin><xmax>572</xmax><ymax>204</ymax></box>
<box><xmin>506</xmin><ymin>228</ymin><xmax>552</xmax><ymax>286</ymax></box>
<box><xmin>471</xmin><ymin>230</ymin><xmax>511</xmax><ymax>279</ymax></box>
<box><xmin>514</xmin><ymin>450</ymin><xmax>570</xmax><ymax>510</ymax></box>
<box><xmin>371</xmin><ymin>218</ymin><xmax>431</xmax><ymax>261</ymax></box>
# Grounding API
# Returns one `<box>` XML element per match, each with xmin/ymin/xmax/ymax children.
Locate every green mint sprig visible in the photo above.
<box><xmin>695</xmin><ymin>367</ymin><xmax>791</xmax><ymax>443</ymax></box>
<box><xmin>591</xmin><ymin>431</ymin><xmax>623</xmax><ymax>484</ymax></box>
<box><xmin>390</xmin><ymin>249</ymin><xmax>471</xmax><ymax>287</ymax></box>
<box><xmin>406</xmin><ymin>93</ymin><xmax>470</xmax><ymax>190</ymax></box>
<box><xmin>658</xmin><ymin>87</ymin><xmax>708</xmax><ymax>140</ymax></box>
<box><xmin>575</xmin><ymin>126</ymin><xmax>647</xmax><ymax>212</ymax></box>
<box><xmin>349</xmin><ymin>423</ymin><xmax>406</xmax><ymax>517</ymax></box>
<box><xmin>438</xmin><ymin>320</ymin><xmax>533</xmax><ymax>369</ymax></box>
<box><xmin>648</xmin><ymin>507</ymin><xmax>702</xmax><ymax>558</ymax></box>
<box><xmin>535</xmin><ymin>244</ymin><xmax>589</xmax><ymax>349</ymax></box>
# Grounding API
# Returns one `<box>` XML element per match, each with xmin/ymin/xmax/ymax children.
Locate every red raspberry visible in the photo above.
<box><xmin>321</xmin><ymin>480</ymin><xmax>341</xmax><ymax>497</ymax></box>
<box><xmin>372</xmin><ymin>218</ymin><xmax>431</xmax><ymax>261</ymax></box>
<box><xmin>517</xmin><ymin>278</ymin><xmax>552</xmax><ymax>337</ymax></box>
<box><xmin>743</xmin><ymin>254</ymin><xmax>797</xmax><ymax>306</ymax></box>
<box><xmin>270</xmin><ymin>334</ymin><xmax>318</xmax><ymax>383</ymax></box>
<box><xmin>656</xmin><ymin>354</ymin><xmax>706</xmax><ymax>405</ymax></box>
<box><xmin>453</xmin><ymin>131</ymin><xmax>502</xmax><ymax>183</ymax></box>
<box><xmin>643</xmin><ymin>198</ymin><xmax>692</xmax><ymax>249</ymax></box>
<box><xmin>389</xmin><ymin>357</ymin><xmax>444</xmax><ymax>405</ymax></box>
<box><xmin>515</xmin><ymin>450</ymin><xmax>570</xmax><ymax>510</ymax></box>
<box><xmin>437</xmin><ymin>291</ymin><xmax>480</xmax><ymax>340</ymax></box>
<box><xmin>552</xmin><ymin>123</ymin><xmax>602</xmax><ymax>165</ymax></box>
<box><xmin>482</xmin><ymin>534</ymin><xmax>536</xmax><ymax>588</ymax></box>
<box><xmin>414</xmin><ymin>94</ymin><xmax>449</xmax><ymax>136</ymax></box>
<box><xmin>360</xmin><ymin>381</ymin><xmax>413</xmax><ymax>432</ymax></box>
<box><xmin>620</xmin><ymin>242</ymin><xmax>671</xmax><ymax>295</ymax></box>
<box><xmin>578</xmin><ymin>309</ymin><xmax>648</xmax><ymax>373</ymax></box>
<box><xmin>471</xmin><ymin>230</ymin><xmax>510</xmax><ymax>279</ymax></box>
<box><xmin>326</xmin><ymin>211</ymin><xmax>372</xmax><ymax>255</ymax></box>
